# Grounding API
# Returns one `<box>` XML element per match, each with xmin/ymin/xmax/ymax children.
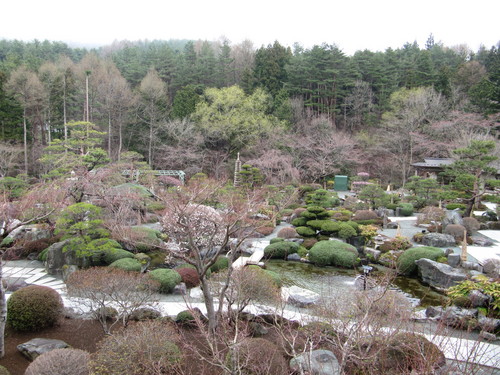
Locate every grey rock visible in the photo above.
<box><xmin>288</xmin><ymin>238</ymin><xmax>304</xmax><ymax>244</ymax></box>
<box><xmin>482</xmin><ymin>258</ymin><xmax>500</xmax><ymax>278</ymax></box>
<box><xmin>478</xmin><ymin>316</ymin><xmax>500</xmax><ymax>333</ymax></box>
<box><xmin>283</xmin><ymin>286</ymin><xmax>320</xmax><ymax>308</ymax></box>
<box><xmin>447</xmin><ymin>253</ymin><xmax>461</xmax><ymax>268</ymax></box>
<box><xmin>386</xmin><ymin>222</ymin><xmax>399</xmax><ymax>229</ymax></box>
<box><xmin>444</xmin><ymin>248</ymin><xmax>455</xmax><ymax>256</ymax></box>
<box><xmin>425</xmin><ymin>306</ymin><xmax>444</xmax><ymax>318</ymax></box>
<box><xmin>461</xmin><ymin>261</ymin><xmax>483</xmax><ymax>272</ymax></box>
<box><xmin>17</xmin><ymin>338</ymin><xmax>70</xmax><ymax>361</ymax></box>
<box><xmin>4</xmin><ymin>279</ymin><xmax>29</xmax><ymax>292</ymax></box>
<box><xmin>128</xmin><ymin>307</ymin><xmax>162</xmax><ymax>321</ymax></box>
<box><xmin>472</xmin><ymin>237</ymin><xmax>494</xmax><ymax>247</ymax></box>
<box><xmin>415</xmin><ymin>258</ymin><xmax>467</xmax><ymax>291</ymax></box>
<box><xmin>439</xmin><ymin>306</ymin><xmax>478</xmax><ymax>328</ymax></box>
<box><xmin>249</xmin><ymin>322</ymin><xmax>269</xmax><ymax>337</ymax></box>
<box><xmin>443</xmin><ymin>209</ymin><xmax>464</xmax><ymax>227</ymax></box>
<box><xmin>62</xmin><ymin>264</ymin><xmax>79</xmax><ymax>282</ymax></box>
<box><xmin>290</xmin><ymin>349</ymin><xmax>341</xmax><ymax>375</ymax></box>
<box><xmin>4</xmin><ymin>224</ymin><xmax>51</xmax><ymax>243</ymax></box>
<box><xmin>172</xmin><ymin>283</ymin><xmax>187</xmax><ymax>295</ymax></box>
<box><xmin>45</xmin><ymin>240</ymin><xmax>90</xmax><ymax>276</ymax></box>
<box><xmin>287</xmin><ymin>253</ymin><xmax>302</xmax><ymax>261</ymax></box>
<box><xmin>469</xmin><ymin>289</ymin><xmax>490</xmax><ymax>308</ymax></box>
<box><xmin>364</xmin><ymin>247</ymin><xmax>381</xmax><ymax>261</ymax></box>
<box><xmin>421</xmin><ymin>233</ymin><xmax>456</xmax><ymax>248</ymax></box>
<box><xmin>479</xmin><ymin>330</ymin><xmax>498</xmax><ymax>342</ymax></box>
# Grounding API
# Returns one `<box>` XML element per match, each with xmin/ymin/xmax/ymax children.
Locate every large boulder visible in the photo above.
<box><xmin>290</xmin><ymin>349</ymin><xmax>340</xmax><ymax>375</ymax></box>
<box><xmin>17</xmin><ymin>338</ymin><xmax>70</xmax><ymax>361</ymax></box>
<box><xmin>282</xmin><ymin>286</ymin><xmax>320</xmax><ymax>308</ymax></box>
<box><xmin>426</xmin><ymin>306</ymin><xmax>478</xmax><ymax>328</ymax></box>
<box><xmin>442</xmin><ymin>209</ymin><xmax>464</xmax><ymax>228</ymax></box>
<box><xmin>45</xmin><ymin>240</ymin><xmax>89</xmax><ymax>275</ymax></box>
<box><xmin>421</xmin><ymin>233</ymin><xmax>456</xmax><ymax>248</ymax></box>
<box><xmin>2</xmin><ymin>224</ymin><xmax>51</xmax><ymax>244</ymax></box>
<box><xmin>415</xmin><ymin>258</ymin><xmax>467</xmax><ymax>291</ymax></box>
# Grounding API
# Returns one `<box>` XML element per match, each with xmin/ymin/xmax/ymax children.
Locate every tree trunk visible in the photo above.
<box><xmin>23</xmin><ymin>109</ymin><xmax>28</xmax><ymax>174</ymax></box>
<box><xmin>0</xmin><ymin>256</ymin><xmax>6</xmax><ymax>358</ymax></box>
<box><xmin>200</xmin><ymin>277</ymin><xmax>218</xmax><ymax>333</ymax></box>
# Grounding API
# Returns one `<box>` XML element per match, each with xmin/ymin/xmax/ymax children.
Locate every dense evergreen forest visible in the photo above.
<box><xmin>0</xmin><ymin>37</ymin><xmax>498</xmax><ymax>186</ymax></box>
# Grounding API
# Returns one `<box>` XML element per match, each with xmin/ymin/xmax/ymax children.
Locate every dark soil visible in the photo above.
<box><xmin>0</xmin><ymin>317</ymin><xmax>106</xmax><ymax>375</ymax></box>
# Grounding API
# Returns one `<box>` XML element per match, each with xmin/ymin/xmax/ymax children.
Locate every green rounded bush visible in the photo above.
<box><xmin>148</xmin><ymin>268</ymin><xmax>182</xmax><ymax>293</ymax></box>
<box><xmin>210</xmin><ymin>256</ymin><xmax>229</xmax><ymax>273</ymax></box>
<box><xmin>398</xmin><ymin>203</ymin><xmax>414</xmax><ymax>216</ymax></box>
<box><xmin>264</xmin><ymin>241</ymin><xmax>299</xmax><ymax>259</ymax></box>
<box><xmin>7</xmin><ymin>285</ymin><xmax>63</xmax><ymax>332</ymax></box>
<box><xmin>291</xmin><ymin>217</ymin><xmax>307</xmax><ymax>227</ymax></box>
<box><xmin>338</xmin><ymin>223</ymin><xmax>357</xmax><ymax>239</ymax></box>
<box><xmin>306</xmin><ymin>220</ymin><xmax>330</xmax><ymax>231</ymax></box>
<box><xmin>445</xmin><ymin>203</ymin><xmax>467</xmax><ymax>211</ymax></box>
<box><xmin>300</xmin><ymin>211</ymin><xmax>317</xmax><ymax>220</ymax></box>
<box><xmin>295</xmin><ymin>226</ymin><xmax>316</xmax><ymax>237</ymax></box>
<box><xmin>109</xmin><ymin>258</ymin><xmax>142</xmax><ymax>272</ymax></box>
<box><xmin>321</xmin><ymin>221</ymin><xmax>340</xmax><ymax>234</ymax></box>
<box><xmin>176</xmin><ymin>310</ymin><xmax>195</xmax><ymax>323</ymax></box>
<box><xmin>309</xmin><ymin>240</ymin><xmax>358</xmax><ymax>268</ymax></box>
<box><xmin>270</xmin><ymin>237</ymin><xmax>285</xmax><ymax>244</ymax></box>
<box><xmin>102</xmin><ymin>248</ymin><xmax>134</xmax><ymax>265</ymax></box>
<box><xmin>396</xmin><ymin>246</ymin><xmax>445</xmax><ymax>276</ymax></box>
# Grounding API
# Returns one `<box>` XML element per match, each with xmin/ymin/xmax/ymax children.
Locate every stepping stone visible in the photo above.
<box><xmin>24</xmin><ymin>272</ymin><xmax>50</xmax><ymax>284</ymax></box>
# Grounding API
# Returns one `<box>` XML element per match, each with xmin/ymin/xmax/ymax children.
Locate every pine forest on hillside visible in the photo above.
<box><xmin>0</xmin><ymin>37</ymin><xmax>498</xmax><ymax>185</ymax></box>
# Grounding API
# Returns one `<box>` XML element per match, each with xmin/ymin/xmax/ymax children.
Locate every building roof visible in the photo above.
<box><xmin>412</xmin><ymin>158</ymin><xmax>454</xmax><ymax>168</ymax></box>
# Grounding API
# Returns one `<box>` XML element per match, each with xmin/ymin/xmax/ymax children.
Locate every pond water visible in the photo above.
<box><xmin>264</xmin><ymin>259</ymin><xmax>447</xmax><ymax>308</ymax></box>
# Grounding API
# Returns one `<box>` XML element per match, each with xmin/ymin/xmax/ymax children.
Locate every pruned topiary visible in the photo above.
<box><xmin>148</xmin><ymin>268</ymin><xmax>182</xmax><ymax>293</ymax></box>
<box><xmin>264</xmin><ymin>241</ymin><xmax>300</xmax><ymax>259</ymax></box>
<box><xmin>309</xmin><ymin>240</ymin><xmax>358</xmax><ymax>268</ymax></box>
<box><xmin>210</xmin><ymin>256</ymin><xmax>229</xmax><ymax>273</ymax></box>
<box><xmin>176</xmin><ymin>267</ymin><xmax>200</xmax><ymax>288</ymax></box>
<box><xmin>277</xmin><ymin>226</ymin><xmax>298</xmax><ymax>239</ymax></box>
<box><xmin>108</xmin><ymin>258</ymin><xmax>142</xmax><ymax>272</ymax></box>
<box><xmin>295</xmin><ymin>226</ymin><xmax>316</xmax><ymax>237</ymax></box>
<box><xmin>7</xmin><ymin>285</ymin><xmax>63</xmax><ymax>331</ymax></box>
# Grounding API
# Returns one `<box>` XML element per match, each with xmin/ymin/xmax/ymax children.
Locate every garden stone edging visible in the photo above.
<box><xmin>421</xmin><ymin>233</ymin><xmax>456</xmax><ymax>248</ymax></box>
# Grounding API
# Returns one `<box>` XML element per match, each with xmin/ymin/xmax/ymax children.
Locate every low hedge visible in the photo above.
<box><xmin>109</xmin><ymin>258</ymin><xmax>142</xmax><ymax>272</ymax></box>
<box><xmin>306</xmin><ymin>220</ymin><xmax>330</xmax><ymax>231</ymax></box>
<box><xmin>396</xmin><ymin>246</ymin><xmax>445</xmax><ymax>276</ymax></box>
<box><xmin>148</xmin><ymin>269</ymin><xmax>182</xmax><ymax>293</ymax></box>
<box><xmin>320</xmin><ymin>221</ymin><xmax>340</xmax><ymax>234</ymax></box>
<box><xmin>263</xmin><ymin>241</ymin><xmax>299</xmax><ymax>259</ymax></box>
<box><xmin>309</xmin><ymin>240</ymin><xmax>358</xmax><ymax>268</ymax></box>
<box><xmin>338</xmin><ymin>223</ymin><xmax>357</xmax><ymax>239</ymax></box>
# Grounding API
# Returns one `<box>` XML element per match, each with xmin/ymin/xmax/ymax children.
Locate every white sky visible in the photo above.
<box><xmin>1</xmin><ymin>0</ymin><xmax>499</xmax><ymax>55</ymax></box>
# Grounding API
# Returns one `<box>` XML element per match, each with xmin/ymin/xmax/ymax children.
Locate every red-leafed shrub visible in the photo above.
<box><xmin>176</xmin><ymin>267</ymin><xmax>200</xmax><ymax>288</ymax></box>
<box><xmin>353</xmin><ymin>210</ymin><xmax>379</xmax><ymax>221</ymax></box>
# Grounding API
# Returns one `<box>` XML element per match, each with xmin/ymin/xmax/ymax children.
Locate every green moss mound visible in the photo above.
<box><xmin>263</xmin><ymin>241</ymin><xmax>299</xmax><ymax>259</ymax></box>
<box><xmin>148</xmin><ymin>268</ymin><xmax>182</xmax><ymax>293</ymax></box>
<box><xmin>7</xmin><ymin>285</ymin><xmax>63</xmax><ymax>332</ymax></box>
<box><xmin>396</xmin><ymin>246</ymin><xmax>445</xmax><ymax>276</ymax></box>
<box><xmin>270</xmin><ymin>237</ymin><xmax>285</xmax><ymax>244</ymax></box>
<box><xmin>291</xmin><ymin>217</ymin><xmax>307</xmax><ymax>227</ymax></box>
<box><xmin>309</xmin><ymin>240</ymin><xmax>358</xmax><ymax>268</ymax></box>
<box><xmin>320</xmin><ymin>221</ymin><xmax>340</xmax><ymax>234</ymax></box>
<box><xmin>210</xmin><ymin>256</ymin><xmax>229</xmax><ymax>273</ymax></box>
<box><xmin>109</xmin><ymin>258</ymin><xmax>142</xmax><ymax>272</ymax></box>
<box><xmin>295</xmin><ymin>226</ymin><xmax>316</xmax><ymax>237</ymax></box>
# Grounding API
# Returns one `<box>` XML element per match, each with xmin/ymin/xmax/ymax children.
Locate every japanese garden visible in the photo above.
<box><xmin>0</xmin><ymin>37</ymin><xmax>499</xmax><ymax>375</ymax></box>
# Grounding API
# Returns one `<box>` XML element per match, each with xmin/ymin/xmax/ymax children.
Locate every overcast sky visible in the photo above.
<box><xmin>1</xmin><ymin>0</ymin><xmax>498</xmax><ymax>55</ymax></box>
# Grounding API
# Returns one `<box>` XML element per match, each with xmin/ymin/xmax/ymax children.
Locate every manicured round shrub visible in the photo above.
<box><xmin>446</xmin><ymin>203</ymin><xmax>467</xmax><ymax>211</ymax></box>
<box><xmin>7</xmin><ymin>285</ymin><xmax>63</xmax><ymax>331</ymax></box>
<box><xmin>293</xmin><ymin>207</ymin><xmax>307</xmax><ymax>217</ymax></box>
<box><xmin>353</xmin><ymin>210</ymin><xmax>379</xmax><ymax>221</ymax></box>
<box><xmin>306</xmin><ymin>220</ymin><xmax>329</xmax><ymax>231</ymax></box>
<box><xmin>109</xmin><ymin>258</ymin><xmax>142</xmax><ymax>272</ymax></box>
<box><xmin>176</xmin><ymin>310</ymin><xmax>195</xmax><ymax>323</ymax></box>
<box><xmin>103</xmin><ymin>248</ymin><xmax>134</xmax><ymax>265</ymax></box>
<box><xmin>302</xmin><ymin>238</ymin><xmax>318</xmax><ymax>249</ymax></box>
<box><xmin>270</xmin><ymin>237</ymin><xmax>285</xmax><ymax>244</ymax></box>
<box><xmin>148</xmin><ymin>269</ymin><xmax>182</xmax><ymax>293</ymax></box>
<box><xmin>256</xmin><ymin>226</ymin><xmax>274</xmax><ymax>236</ymax></box>
<box><xmin>210</xmin><ymin>256</ymin><xmax>229</xmax><ymax>273</ymax></box>
<box><xmin>297</xmin><ymin>246</ymin><xmax>308</xmax><ymax>258</ymax></box>
<box><xmin>309</xmin><ymin>240</ymin><xmax>358</xmax><ymax>268</ymax></box>
<box><xmin>279</xmin><ymin>208</ymin><xmax>294</xmax><ymax>217</ymax></box>
<box><xmin>338</xmin><ymin>223</ymin><xmax>357</xmax><ymax>239</ymax></box>
<box><xmin>306</xmin><ymin>205</ymin><xmax>326</xmax><ymax>214</ymax></box>
<box><xmin>264</xmin><ymin>241</ymin><xmax>299</xmax><ymax>259</ymax></box>
<box><xmin>291</xmin><ymin>217</ymin><xmax>307</xmax><ymax>227</ymax></box>
<box><xmin>25</xmin><ymin>348</ymin><xmax>90</xmax><ymax>375</ymax></box>
<box><xmin>176</xmin><ymin>267</ymin><xmax>200</xmax><ymax>288</ymax></box>
<box><xmin>396</xmin><ymin>246</ymin><xmax>445</xmax><ymax>276</ymax></box>
<box><xmin>444</xmin><ymin>224</ymin><xmax>467</xmax><ymax>243</ymax></box>
<box><xmin>320</xmin><ymin>221</ymin><xmax>340</xmax><ymax>234</ymax></box>
<box><xmin>398</xmin><ymin>203</ymin><xmax>414</xmax><ymax>216</ymax></box>
<box><xmin>277</xmin><ymin>226</ymin><xmax>298</xmax><ymax>238</ymax></box>
<box><xmin>462</xmin><ymin>217</ymin><xmax>480</xmax><ymax>234</ymax></box>
<box><xmin>295</xmin><ymin>226</ymin><xmax>316</xmax><ymax>237</ymax></box>
<box><xmin>300</xmin><ymin>210</ymin><xmax>317</xmax><ymax>220</ymax></box>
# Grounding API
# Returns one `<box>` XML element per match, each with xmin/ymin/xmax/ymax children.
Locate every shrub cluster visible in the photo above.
<box><xmin>398</xmin><ymin>203</ymin><xmax>414</xmax><ymax>216</ymax></box>
<box><xmin>309</xmin><ymin>240</ymin><xmax>358</xmax><ymax>268</ymax></box>
<box><xmin>148</xmin><ymin>268</ymin><xmax>182</xmax><ymax>293</ymax></box>
<box><xmin>210</xmin><ymin>256</ymin><xmax>229</xmax><ymax>273</ymax></box>
<box><xmin>443</xmin><ymin>224</ymin><xmax>467</xmax><ymax>243</ymax></box>
<box><xmin>176</xmin><ymin>267</ymin><xmax>200</xmax><ymax>288</ymax></box>
<box><xmin>277</xmin><ymin>226</ymin><xmax>298</xmax><ymax>238</ymax></box>
<box><xmin>7</xmin><ymin>285</ymin><xmax>63</xmax><ymax>331</ymax></box>
<box><xmin>295</xmin><ymin>226</ymin><xmax>316</xmax><ymax>237</ymax></box>
<box><xmin>25</xmin><ymin>348</ymin><xmax>90</xmax><ymax>375</ymax></box>
<box><xmin>109</xmin><ymin>258</ymin><xmax>142</xmax><ymax>272</ymax></box>
<box><xmin>264</xmin><ymin>241</ymin><xmax>300</xmax><ymax>259</ymax></box>
<box><xmin>396</xmin><ymin>246</ymin><xmax>445</xmax><ymax>276</ymax></box>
